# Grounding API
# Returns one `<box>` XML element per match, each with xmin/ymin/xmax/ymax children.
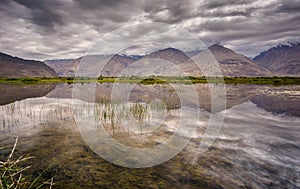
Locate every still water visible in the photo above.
<box><xmin>0</xmin><ymin>83</ymin><xmax>299</xmax><ymax>188</ymax></box>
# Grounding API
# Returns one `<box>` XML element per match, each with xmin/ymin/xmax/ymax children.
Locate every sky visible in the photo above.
<box><xmin>0</xmin><ymin>0</ymin><xmax>300</xmax><ymax>60</ymax></box>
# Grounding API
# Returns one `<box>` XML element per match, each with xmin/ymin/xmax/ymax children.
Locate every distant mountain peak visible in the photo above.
<box><xmin>276</xmin><ymin>41</ymin><xmax>300</xmax><ymax>48</ymax></box>
<box><xmin>144</xmin><ymin>47</ymin><xmax>191</xmax><ymax>64</ymax></box>
<box><xmin>109</xmin><ymin>54</ymin><xmax>136</xmax><ymax>62</ymax></box>
<box><xmin>210</xmin><ymin>44</ymin><xmax>224</xmax><ymax>48</ymax></box>
<box><xmin>208</xmin><ymin>44</ymin><xmax>246</xmax><ymax>60</ymax></box>
<box><xmin>157</xmin><ymin>47</ymin><xmax>182</xmax><ymax>52</ymax></box>
<box><xmin>209</xmin><ymin>44</ymin><xmax>234</xmax><ymax>53</ymax></box>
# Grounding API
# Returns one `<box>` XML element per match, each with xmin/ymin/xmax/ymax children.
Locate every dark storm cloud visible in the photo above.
<box><xmin>0</xmin><ymin>0</ymin><xmax>299</xmax><ymax>59</ymax></box>
<box><xmin>276</xmin><ymin>1</ymin><xmax>300</xmax><ymax>13</ymax></box>
<box><xmin>71</xmin><ymin>0</ymin><xmax>135</xmax><ymax>23</ymax></box>
<box><xmin>72</xmin><ymin>0</ymin><xmax>129</xmax><ymax>9</ymax></box>
<box><xmin>165</xmin><ymin>0</ymin><xmax>192</xmax><ymax>23</ymax></box>
<box><xmin>202</xmin><ymin>0</ymin><xmax>249</xmax><ymax>9</ymax></box>
<box><xmin>12</xmin><ymin>0</ymin><xmax>65</xmax><ymax>32</ymax></box>
<box><xmin>202</xmin><ymin>10</ymin><xmax>251</xmax><ymax>18</ymax></box>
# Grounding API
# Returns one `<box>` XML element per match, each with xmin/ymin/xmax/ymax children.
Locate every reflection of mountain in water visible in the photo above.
<box><xmin>0</xmin><ymin>83</ymin><xmax>57</xmax><ymax>105</ymax></box>
<box><xmin>46</xmin><ymin>83</ymin><xmax>300</xmax><ymax>116</ymax></box>
<box><xmin>251</xmin><ymin>88</ymin><xmax>300</xmax><ymax>117</ymax></box>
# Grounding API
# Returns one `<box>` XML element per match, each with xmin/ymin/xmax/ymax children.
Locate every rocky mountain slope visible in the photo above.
<box><xmin>101</xmin><ymin>55</ymin><xmax>136</xmax><ymax>76</ymax></box>
<box><xmin>253</xmin><ymin>43</ymin><xmax>300</xmax><ymax>75</ymax></box>
<box><xmin>180</xmin><ymin>45</ymin><xmax>271</xmax><ymax>77</ymax></box>
<box><xmin>144</xmin><ymin>48</ymin><xmax>191</xmax><ymax>64</ymax></box>
<box><xmin>44</xmin><ymin>58</ymin><xmax>81</xmax><ymax>77</ymax></box>
<box><xmin>208</xmin><ymin>45</ymin><xmax>270</xmax><ymax>77</ymax></box>
<box><xmin>0</xmin><ymin>52</ymin><xmax>57</xmax><ymax>78</ymax></box>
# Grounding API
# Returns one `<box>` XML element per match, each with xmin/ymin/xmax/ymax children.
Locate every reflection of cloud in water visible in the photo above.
<box><xmin>206</xmin><ymin>101</ymin><xmax>300</xmax><ymax>188</ymax></box>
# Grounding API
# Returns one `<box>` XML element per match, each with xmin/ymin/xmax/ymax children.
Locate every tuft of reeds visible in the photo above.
<box><xmin>0</xmin><ymin>137</ymin><xmax>55</xmax><ymax>189</ymax></box>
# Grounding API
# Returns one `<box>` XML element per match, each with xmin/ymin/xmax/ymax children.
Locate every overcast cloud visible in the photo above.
<box><xmin>0</xmin><ymin>0</ymin><xmax>299</xmax><ymax>60</ymax></box>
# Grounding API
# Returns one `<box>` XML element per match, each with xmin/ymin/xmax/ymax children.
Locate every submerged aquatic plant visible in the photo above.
<box><xmin>0</xmin><ymin>137</ymin><xmax>54</xmax><ymax>189</ymax></box>
<box><xmin>130</xmin><ymin>103</ymin><xmax>147</xmax><ymax>121</ymax></box>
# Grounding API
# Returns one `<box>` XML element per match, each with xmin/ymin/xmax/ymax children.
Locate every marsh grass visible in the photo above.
<box><xmin>0</xmin><ymin>99</ymin><xmax>76</xmax><ymax>133</ymax></box>
<box><xmin>93</xmin><ymin>98</ymin><xmax>170</xmax><ymax>137</ymax></box>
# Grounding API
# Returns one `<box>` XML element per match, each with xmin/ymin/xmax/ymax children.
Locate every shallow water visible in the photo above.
<box><xmin>0</xmin><ymin>83</ymin><xmax>299</xmax><ymax>188</ymax></box>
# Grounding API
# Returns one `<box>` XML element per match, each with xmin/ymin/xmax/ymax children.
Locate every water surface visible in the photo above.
<box><xmin>0</xmin><ymin>83</ymin><xmax>299</xmax><ymax>188</ymax></box>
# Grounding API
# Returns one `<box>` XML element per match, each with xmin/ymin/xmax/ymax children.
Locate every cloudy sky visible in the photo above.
<box><xmin>0</xmin><ymin>0</ymin><xmax>299</xmax><ymax>60</ymax></box>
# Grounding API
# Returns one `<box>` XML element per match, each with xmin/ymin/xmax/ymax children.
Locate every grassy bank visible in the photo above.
<box><xmin>0</xmin><ymin>76</ymin><xmax>300</xmax><ymax>85</ymax></box>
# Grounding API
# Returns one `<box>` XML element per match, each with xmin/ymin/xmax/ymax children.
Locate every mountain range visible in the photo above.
<box><xmin>43</xmin><ymin>45</ymin><xmax>277</xmax><ymax>77</ymax></box>
<box><xmin>1</xmin><ymin>44</ymin><xmax>299</xmax><ymax>78</ymax></box>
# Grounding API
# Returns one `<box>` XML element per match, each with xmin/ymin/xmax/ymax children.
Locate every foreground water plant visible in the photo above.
<box><xmin>0</xmin><ymin>137</ymin><xmax>54</xmax><ymax>189</ymax></box>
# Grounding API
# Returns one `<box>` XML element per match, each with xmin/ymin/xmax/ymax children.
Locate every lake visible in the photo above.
<box><xmin>0</xmin><ymin>83</ymin><xmax>300</xmax><ymax>188</ymax></box>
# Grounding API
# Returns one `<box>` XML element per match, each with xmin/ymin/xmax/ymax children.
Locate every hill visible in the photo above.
<box><xmin>253</xmin><ymin>43</ymin><xmax>300</xmax><ymax>75</ymax></box>
<box><xmin>208</xmin><ymin>45</ymin><xmax>270</xmax><ymax>77</ymax></box>
<box><xmin>0</xmin><ymin>52</ymin><xmax>57</xmax><ymax>78</ymax></box>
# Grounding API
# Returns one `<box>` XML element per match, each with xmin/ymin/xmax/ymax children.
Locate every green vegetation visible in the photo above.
<box><xmin>222</xmin><ymin>76</ymin><xmax>300</xmax><ymax>85</ymax></box>
<box><xmin>0</xmin><ymin>76</ymin><xmax>299</xmax><ymax>85</ymax></box>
